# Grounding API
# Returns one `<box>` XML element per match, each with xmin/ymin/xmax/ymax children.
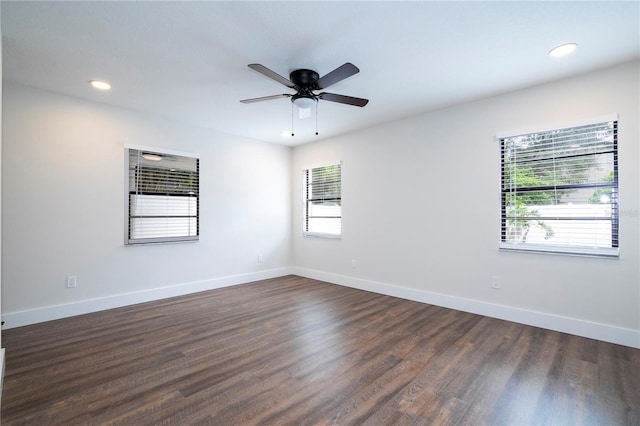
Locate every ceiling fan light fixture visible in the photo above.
<box><xmin>292</xmin><ymin>96</ymin><xmax>316</xmax><ymax>110</ymax></box>
<box><xmin>548</xmin><ymin>43</ymin><xmax>578</xmax><ymax>58</ymax></box>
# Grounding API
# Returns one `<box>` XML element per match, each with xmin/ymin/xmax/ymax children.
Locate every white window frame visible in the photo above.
<box><xmin>303</xmin><ymin>162</ymin><xmax>342</xmax><ymax>239</ymax></box>
<box><xmin>125</xmin><ymin>146</ymin><xmax>199</xmax><ymax>245</ymax></box>
<box><xmin>498</xmin><ymin>117</ymin><xmax>619</xmax><ymax>258</ymax></box>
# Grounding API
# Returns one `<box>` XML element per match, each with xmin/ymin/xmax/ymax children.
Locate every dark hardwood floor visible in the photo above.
<box><xmin>2</xmin><ymin>275</ymin><xmax>638</xmax><ymax>425</ymax></box>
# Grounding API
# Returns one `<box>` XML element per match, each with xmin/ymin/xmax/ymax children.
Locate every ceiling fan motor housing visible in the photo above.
<box><xmin>290</xmin><ymin>69</ymin><xmax>320</xmax><ymax>105</ymax></box>
<box><xmin>289</xmin><ymin>69</ymin><xmax>320</xmax><ymax>88</ymax></box>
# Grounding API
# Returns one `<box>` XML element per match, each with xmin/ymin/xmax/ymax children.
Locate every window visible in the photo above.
<box><xmin>126</xmin><ymin>148</ymin><xmax>199</xmax><ymax>244</ymax></box>
<box><xmin>304</xmin><ymin>163</ymin><xmax>342</xmax><ymax>238</ymax></box>
<box><xmin>500</xmin><ymin>119</ymin><xmax>619</xmax><ymax>257</ymax></box>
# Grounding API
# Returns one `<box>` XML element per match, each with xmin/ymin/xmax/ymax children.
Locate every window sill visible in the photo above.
<box><xmin>127</xmin><ymin>236</ymin><xmax>199</xmax><ymax>245</ymax></box>
<box><xmin>303</xmin><ymin>232</ymin><xmax>341</xmax><ymax>240</ymax></box>
<box><xmin>499</xmin><ymin>243</ymin><xmax>619</xmax><ymax>258</ymax></box>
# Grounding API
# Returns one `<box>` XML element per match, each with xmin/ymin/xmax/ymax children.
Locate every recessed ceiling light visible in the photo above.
<box><xmin>549</xmin><ymin>43</ymin><xmax>578</xmax><ymax>58</ymax></box>
<box><xmin>89</xmin><ymin>80</ymin><xmax>111</xmax><ymax>91</ymax></box>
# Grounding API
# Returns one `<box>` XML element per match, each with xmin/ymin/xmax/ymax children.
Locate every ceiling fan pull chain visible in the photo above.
<box><xmin>315</xmin><ymin>102</ymin><xmax>319</xmax><ymax>136</ymax></box>
<box><xmin>291</xmin><ymin>102</ymin><xmax>295</xmax><ymax>137</ymax></box>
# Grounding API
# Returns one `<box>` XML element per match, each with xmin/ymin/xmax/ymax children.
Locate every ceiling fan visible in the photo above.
<box><xmin>240</xmin><ymin>62</ymin><xmax>369</xmax><ymax>109</ymax></box>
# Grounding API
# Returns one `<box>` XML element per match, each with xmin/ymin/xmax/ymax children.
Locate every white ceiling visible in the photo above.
<box><xmin>2</xmin><ymin>1</ymin><xmax>639</xmax><ymax>146</ymax></box>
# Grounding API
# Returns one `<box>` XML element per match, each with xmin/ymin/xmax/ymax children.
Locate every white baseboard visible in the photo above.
<box><xmin>291</xmin><ymin>267</ymin><xmax>640</xmax><ymax>349</ymax></box>
<box><xmin>4</xmin><ymin>267</ymin><xmax>638</xmax><ymax>349</ymax></box>
<box><xmin>2</xmin><ymin>268</ymin><xmax>294</xmax><ymax>329</ymax></box>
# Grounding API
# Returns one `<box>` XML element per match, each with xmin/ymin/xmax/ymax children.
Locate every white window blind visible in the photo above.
<box><xmin>304</xmin><ymin>163</ymin><xmax>342</xmax><ymax>238</ymax></box>
<box><xmin>500</xmin><ymin>120</ymin><xmax>618</xmax><ymax>257</ymax></box>
<box><xmin>127</xmin><ymin>149</ymin><xmax>199</xmax><ymax>244</ymax></box>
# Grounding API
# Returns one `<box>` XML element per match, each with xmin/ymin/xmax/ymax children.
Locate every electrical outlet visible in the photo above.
<box><xmin>66</xmin><ymin>276</ymin><xmax>77</xmax><ymax>288</ymax></box>
<box><xmin>491</xmin><ymin>275</ymin><xmax>501</xmax><ymax>290</ymax></box>
<box><xmin>258</xmin><ymin>254</ymin><xmax>263</xmax><ymax>264</ymax></box>
<box><xmin>351</xmin><ymin>259</ymin><xmax>357</xmax><ymax>269</ymax></box>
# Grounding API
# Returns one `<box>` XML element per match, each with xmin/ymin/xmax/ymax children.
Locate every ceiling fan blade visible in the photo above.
<box><xmin>240</xmin><ymin>94</ymin><xmax>291</xmax><ymax>104</ymax></box>
<box><xmin>315</xmin><ymin>63</ymin><xmax>360</xmax><ymax>89</ymax></box>
<box><xmin>248</xmin><ymin>64</ymin><xmax>295</xmax><ymax>88</ymax></box>
<box><xmin>319</xmin><ymin>92</ymin><xmax>369</xmax><ymax>107</ymax></box>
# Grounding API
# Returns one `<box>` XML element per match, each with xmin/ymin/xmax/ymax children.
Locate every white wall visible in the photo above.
<box><xmin>1</xmin><ymin>83</ymin><xmax>292</xmax><ymax>326</ymax></box>
<box><xmin>292</xmin><ymin>61</ymin><xmax>640</xmax><ymax>348</ymax></box>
